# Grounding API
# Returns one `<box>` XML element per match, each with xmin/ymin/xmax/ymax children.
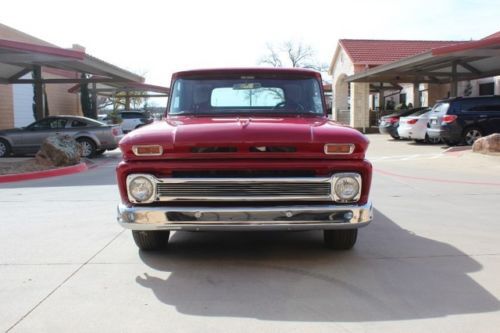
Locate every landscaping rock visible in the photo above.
<box><xmin>35</xmin><ymin>135</ymin><xmax>82</xmax><ymax>167</ymax></box>
<box><xmin>472</xmin><ymin>133</ymin><xmax>500</xmax><ymax>155</ymax></box>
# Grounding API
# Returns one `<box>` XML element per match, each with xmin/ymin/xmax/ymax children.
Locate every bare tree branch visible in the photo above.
<box><xmin>281</xmin><ymin>41</ymin><xmax>314</xmax><ymax>67</ymax></box>
<box><xmin>258</xmin><ymin>40</ymin><xmax>324</xmax><ymax>70</ymax></box>
<box><xmin>258</xmin><ymin>43</ymin><xmax>283</xmax><ymax>67</ymax></box>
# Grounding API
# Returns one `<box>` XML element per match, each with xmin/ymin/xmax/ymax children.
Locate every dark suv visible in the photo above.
<box><xmin>427</xmin><ymin>96</ymin><xmax>500</xmax><ymax>146</ymax></box>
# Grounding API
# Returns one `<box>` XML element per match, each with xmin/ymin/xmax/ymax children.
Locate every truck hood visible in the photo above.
<box><xmin>120</xmin><ymin>116</ymin><xmax>369</xmax><ymax>160</ymax></box>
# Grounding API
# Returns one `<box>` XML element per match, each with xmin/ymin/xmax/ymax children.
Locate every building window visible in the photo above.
<box><xmin>399</xmin><ymin>93</ymin><xmax>407</xmax><ymax>106</ymax></box>
<box><xmin>479</xmin><ymin>82</ymin><xmax>494</xmax><ymax>96</ymax></box>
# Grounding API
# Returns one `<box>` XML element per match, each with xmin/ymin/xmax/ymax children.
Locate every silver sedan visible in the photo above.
<box><xmin>0</xmin><ymin>115</ymin><xmax>124</xmax><ymax>158</ymax></box>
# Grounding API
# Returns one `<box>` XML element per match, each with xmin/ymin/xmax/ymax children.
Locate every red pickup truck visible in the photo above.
<box><xmin>116</xmin><ymin>68</ymin><xmax>373</xmax><ymax>251</ymax></box>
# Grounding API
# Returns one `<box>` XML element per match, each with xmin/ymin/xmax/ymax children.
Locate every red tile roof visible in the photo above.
<box><xmin>482</xmin><ymin>31</ymin><xmax>500</xmax><ymax>39</ymax></box>
<box><xmin>339</xmin><ymin>39</ymin><xmax>467</xmax><ymax>65</ymax></box>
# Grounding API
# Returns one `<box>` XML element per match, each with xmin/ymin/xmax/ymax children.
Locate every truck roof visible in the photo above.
<box><xmin>172</xmin><ymin>67</ymin><xmax>322</xmax><ymax>80</ymax></box>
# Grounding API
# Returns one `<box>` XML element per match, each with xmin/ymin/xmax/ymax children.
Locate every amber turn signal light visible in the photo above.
<box><xmin>324</xmin><ymin>144</ymin><xmax>355</xmax><ymax>155</ymax></box>
<box><xmin>132</xmin><ymin>145</ymin><xmax>163</xmax><ymax>156</ymax></box>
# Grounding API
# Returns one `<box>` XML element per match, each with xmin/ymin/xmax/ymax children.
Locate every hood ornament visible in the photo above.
<box><xmin>238</xmin><ymin>117</ymin><xmax>251</xmax><ymax>128</ymax></box>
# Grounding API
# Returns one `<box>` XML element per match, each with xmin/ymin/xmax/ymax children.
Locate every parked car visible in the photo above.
<box><xmin>117</xmin><ymin>111</ymin><xmax>154</xmax><ymax>133</ymax></box>
<box><xmin>427</xmin><ymin>96</ymin><xmax>500</xmax><ymax>146</ymax></box>
<box><xmin>116</xmin><ymin>68</ymin><xmax>373</xmax><ymax>251</ymax></box>
<box><xmin>378</xmin><ymin>107</ymin><xmax>429</xmax><ymax>139</ymax></box>
<box><xmin>397</xmin><ymin>108</ymin><xmax>439</xmax><ymax>143</ymax></box>
<box><xmin>0</xmin><ymin>115</ymin><xmax>123</xmax><ymax>158</ymax></box>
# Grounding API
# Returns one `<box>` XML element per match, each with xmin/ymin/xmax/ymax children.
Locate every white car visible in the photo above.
<box><xmin>397</xmin><ymin>108</ymin><xmax>440</xmax><ymax>143</ymax></box>
<box><xmin>119</xmin><ymin>111</ymin><xmax>154</xmax><ymax>133</ymax></box>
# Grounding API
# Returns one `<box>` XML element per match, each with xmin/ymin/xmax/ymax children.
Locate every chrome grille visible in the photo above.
<box><xmin>155</xmin><ymin>177</ymin><xmax>333</xmax><ymax>201</ymax></box>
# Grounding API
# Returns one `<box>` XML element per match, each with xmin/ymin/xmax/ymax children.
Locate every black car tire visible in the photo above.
<box><xmin>95</xmin><ymin>149</ymin><xmax>105</xmax><ymax>156</ymax></box>
<box><xmin>77</xmin><ymin>138</ymin><xmax>97</xmax><ymax>158</ymax></box>
<box><xmin>390</xmin><ymin>133</ymin><xmax>400</xmax><ymax>140</ymax></box>
<box><xmin>425</xmin><ymin>134</ymin><xmax>441</xmax><ymax>144</ymax></box>
<box><xmin>132</xmin><ymin>230</ymin><xmax>170</xmax><ymax>251</ymax></box>
<box><xmin>0</xmin><ymin>139</ymin><xmax>11</xmax><ymax>157</ymax></box>
<box><xmin>443</xmin><ymin>138</ymin><xmax>458</xmax><ymax>146</ymax></box>
<box><xmin>462</xmin><ymin>127</ymin><xmax>483</xmax><ymax>146</ymax></box>
<box><xmin>324</xmin><ymin>229</ymin><xmax>357</xmax><ymax>250</ymax></box>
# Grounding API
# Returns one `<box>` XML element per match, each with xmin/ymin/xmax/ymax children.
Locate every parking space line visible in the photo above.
<box><xmin>375</xmin><ymin>168</ymin><xmax>500</xmax><ymax>186</ymax></box>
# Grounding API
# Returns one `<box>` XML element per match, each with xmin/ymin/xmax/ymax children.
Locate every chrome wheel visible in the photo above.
<box><xmin>464</xmin><ymin>128</ymin><xmax>482</xmax><ymax>145</ymax></box>
<box><xmin>77</xmin><ymin>138</ymin><xmax>96</xmax><ymax>158</ymax></box>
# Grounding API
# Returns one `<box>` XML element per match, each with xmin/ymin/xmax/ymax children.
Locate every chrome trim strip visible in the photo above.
<box><xmin>155</xmin><ymin>176</ymin><xmax>334</xmax><ymax>202</ymax></box>
<box><xmin>117</xmin><ymin>202</ymin><xmax>373</xmax><ymax>231</ymax></box>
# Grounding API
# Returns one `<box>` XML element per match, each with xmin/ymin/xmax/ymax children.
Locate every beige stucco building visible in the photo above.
<box><xmin>0</xmin><ymin>23</ymin><xmax>88</xmax><ymax>129</ymax></box>
<box><xmin>328</xmin><ymin>38</ymin><xmax>500</xmax><ymax>130</ymax></box>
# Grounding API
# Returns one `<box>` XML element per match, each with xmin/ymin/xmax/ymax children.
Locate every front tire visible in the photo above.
<box><xmin>443</xmin><ymin>138</ymin><xmax>458</xmax><ymax>146</ymax></box>
<box><xmin>95</xmin><ymin>149</ymin><xmax>105</xmax><ymax>156</ymax></box>
<box><xmin>77</xmin><ymin>138</ymin><xmax>97</xmax><ymax>158</ymax></box>
<box><xmin>132</xmin><ymin>230</ymin><xmax>170</xmax><ymax>251</ymax></box>
<box><xmin>425</xmin><ymin>134</ymin><xmax>441</xmax><ymax>144</ymax></box>
<box><xmin>324</xmin><ymin>229</ymin><xmax>358</xmax><ymax>250</ymax></box>
<box><xmin>0</xmin><ymin>139</ymin><xmax>11</xmax><ymax>157</ymax></box>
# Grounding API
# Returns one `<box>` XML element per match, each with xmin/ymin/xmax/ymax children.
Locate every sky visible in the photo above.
<box><xmin>1</xmin><ymin>0</ymin><xmax>499</xmax><ymax>92</ymax></box>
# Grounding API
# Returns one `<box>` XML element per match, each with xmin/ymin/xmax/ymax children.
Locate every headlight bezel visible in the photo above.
<box><xmin>331</xmin><ymin>173</ymin><xmax>362</xmax><ymax>203</ymax></box>
<box><xmin>126</xmin><ymin>174</ymin><xmax>157</xmax><ymax>203</ymax></box>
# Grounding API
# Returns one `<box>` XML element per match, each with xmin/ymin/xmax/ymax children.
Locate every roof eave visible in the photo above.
<box><xmin>346</xmin><ymin>51</ymin><xmax>434</xmax><ymax>82</ymax></box>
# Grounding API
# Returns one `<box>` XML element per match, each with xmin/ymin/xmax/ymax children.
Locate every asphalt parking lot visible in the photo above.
<box><xmin>1</xmin><ymin>134</ymin><xmax>499</xmax><ymax>333</ymax></box>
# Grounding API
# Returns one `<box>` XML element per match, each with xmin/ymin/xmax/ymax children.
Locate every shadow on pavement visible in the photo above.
<box><xmin>136</xmin><ymin>208</ymin><xmax>499</xmax><ymax>322</ymax></box>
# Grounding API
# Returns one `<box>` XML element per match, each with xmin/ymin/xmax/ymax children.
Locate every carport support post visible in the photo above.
<box><xmin>350</xmin><ymin>82</ymin><xmax>370</xmax><ymax>131</ymax></box>
<box><xmin>413</xmin><ymin>81</ymin><xmax>421</xmax><ymax>108</ymax></box>
<box><xmin>91</xmin><ymin>82</ymin><xmax>98</xmax><ymax>119</ymax></box>
<box><xmin>378</xmin><ymin>83</ymin><xmax>384</xmax><ymax>110</ymax></box>
<box><xmin>33</xmin><ymin>66</ymin><xmax>44</xmax><ymax>120</ymax></box>
<box><xmin>450</xmin><ymin>61</ymin><xmax>458</xmax><ymax>97</ymax></box>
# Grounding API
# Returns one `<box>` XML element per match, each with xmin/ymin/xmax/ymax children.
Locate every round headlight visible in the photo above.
<box><xmin>128</xmin><ymin>176</ymin><xmax>154</xmax><ymax>202</ymax></box>
<box><xmin>334</xmin><ymin>176</ymin><xmax>360</xmax><ymax>201</ymax></box>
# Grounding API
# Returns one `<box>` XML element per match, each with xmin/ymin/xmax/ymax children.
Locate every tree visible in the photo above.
<box><xmin>258</xmin><ymin>41</ymin><xmax>328</xmax><ymax>71</ymax></box>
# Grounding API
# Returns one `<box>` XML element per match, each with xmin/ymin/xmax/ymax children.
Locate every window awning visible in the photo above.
<box><xmin>0</xmin><ymin>39</ymin><xmax>144</xmax><ymax>84</ymax></box>
<box><xmin>347</xmin><ymin>36</ymin><xmax>500</xmax><ymax>84</ymax></box>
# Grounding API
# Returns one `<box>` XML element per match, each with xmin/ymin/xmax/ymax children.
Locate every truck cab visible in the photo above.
<box><xmin>116</xmin><ymin>68</ymin><xmax>373</xmax><ymax>251</ymax></box>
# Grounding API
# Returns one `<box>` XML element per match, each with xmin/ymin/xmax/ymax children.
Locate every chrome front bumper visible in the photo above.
<box><xmin>117</xmin><ymin>202</ymin><xmax>373</xmax><ymax>231</ymax></box>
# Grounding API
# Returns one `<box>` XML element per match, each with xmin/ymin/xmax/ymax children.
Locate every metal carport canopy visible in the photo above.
<box><xmin>0</xmin><ymin>38</ymin><xmax>144</xmax><ymax>84</ymax></box>
<box><xmin>68</xmin><ymin>81</ymin><xmax>169</xmax><ymax>97</ymax></box>
<box><xmin>346</xmin><ymin>36</ymin><xmax>500</xmax><ymax>86</ymax></box>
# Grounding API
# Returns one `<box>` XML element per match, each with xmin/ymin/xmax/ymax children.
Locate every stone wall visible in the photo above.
<box><xmin>350</xmin><ymin>82</ymin><xmax>370</xmax><ymax>129</ymax></box>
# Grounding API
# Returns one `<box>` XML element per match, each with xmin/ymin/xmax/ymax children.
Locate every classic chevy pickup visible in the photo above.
<box><xmin>116</xmin><ymin>68</ymin><xmax>373</xmax><ymax>251</ymax></box>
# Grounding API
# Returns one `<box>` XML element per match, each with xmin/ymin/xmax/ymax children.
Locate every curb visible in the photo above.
<box><xmin>0</xmin><ymin>162</ymin><xmax>88</xmax><ymax>183</ymax></box>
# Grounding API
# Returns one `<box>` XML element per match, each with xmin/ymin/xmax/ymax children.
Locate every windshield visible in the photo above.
<box><xmin>168</xmin><ymin>77</ymin><xmax>325</xmax><ymax>116</ymax></box>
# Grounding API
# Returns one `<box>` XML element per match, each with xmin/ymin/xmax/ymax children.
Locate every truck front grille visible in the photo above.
<box><xmin>155</xmin><ymin>177</ymin><xmax>332</xmax><ymax>201</ymax></box>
